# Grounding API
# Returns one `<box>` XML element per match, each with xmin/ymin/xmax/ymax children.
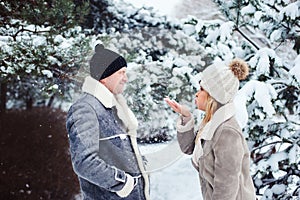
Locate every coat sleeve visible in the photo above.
<box><xmin>176</xmin><ymin>116</ymin><xmax>196</xmax><ymax>155</ymax></box>
<box><xmin>212</xmin><ymin>127</ymin><xmax>244</xmax><ymax>200</ymax></box>
<box><xmin>66</xmin><ymin>101</ymin><xmax>132</xmax><ymax>194</ymax></box>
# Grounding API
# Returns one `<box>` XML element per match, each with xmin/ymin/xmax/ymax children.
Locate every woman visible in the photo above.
<box><xmin>165</xmin><ymin>59</ymin><xmax>256</xmax><ymax>200</ymax></box>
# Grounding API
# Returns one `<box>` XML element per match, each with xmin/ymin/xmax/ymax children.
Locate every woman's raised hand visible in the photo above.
<box><xmin>164</xmin><ymin>97</ymin><xmax>191</xmax><ymax>117</ymax></box>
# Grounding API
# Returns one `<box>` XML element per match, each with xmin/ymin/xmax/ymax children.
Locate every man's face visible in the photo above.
<box><xmin>100</xmin><ymin>67</ymin><xmax>128</xmax><ymax>94</ymax></box>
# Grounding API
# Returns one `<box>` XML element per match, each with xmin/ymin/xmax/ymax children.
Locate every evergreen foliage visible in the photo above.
<box><xmin>0</xmin><ymin>0</ymin><xmax>91</xmax><ymax>110</ymax></box>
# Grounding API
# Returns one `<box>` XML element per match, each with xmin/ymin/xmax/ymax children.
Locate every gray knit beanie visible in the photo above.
<box><xmin>200</xmin><ymin>59</ymin><xmax>249</xmax><ymax>104</ymax></box>
<box><xmin>89</xmin><ymin>44</ymin><xmax>127</xmax><ymax>80</ymax></box>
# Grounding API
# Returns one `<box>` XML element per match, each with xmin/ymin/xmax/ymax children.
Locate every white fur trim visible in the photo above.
<box><xmin>192</xmin><ymin>102</ymin><xmax>236</xmax><ymax>164</ymax></box>
<box><xmin>114</xmin><ymin>94</ymin><xmax>138</xmax><ymax>135</ymax></box>
<box><xmin>129</xmin><ymin>136</ymin><xmax>150</xmax><ymax>200</ymax></box>
<box><xmin>200</xmin><ymin>102</ymin><xmax>235</xmax><ymax>141</ymax></box>
<box><xmin>82</xmin><ymin>76</ymin><xmax>114</xmax><ymax>108</ymax></box>
<box><xmin>116</xmin><ymin>173</ymin><xmax>135</xmax><ymax>197</ymax></box>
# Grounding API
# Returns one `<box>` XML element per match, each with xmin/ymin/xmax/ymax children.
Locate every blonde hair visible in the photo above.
<box><xmin>195</xmin><ymin>95</ymin><xmax>219</xmax><ymax>143</ymax></box>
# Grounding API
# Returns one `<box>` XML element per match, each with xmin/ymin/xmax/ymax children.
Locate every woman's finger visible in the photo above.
<box><xmin>164</xmin><ymin>97</ymin><xmax>181</xmax><ymax>113</ymax></box>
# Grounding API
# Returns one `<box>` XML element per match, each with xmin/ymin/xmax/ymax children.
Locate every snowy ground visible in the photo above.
<box><xmin>140</xmin><ymin>142</ymin><xmax>202</xmax><ymax>200</ymax></box>
<box><xmin>150</xmin><ymin>154</ymin><xmax>201</xmax><ymax>200</ymax></box>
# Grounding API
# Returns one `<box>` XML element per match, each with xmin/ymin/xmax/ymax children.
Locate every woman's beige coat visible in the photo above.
<box><xmin>176</xmin><ymin>105</ymin><xmax>256</xmax><ymax>200</ymax></box>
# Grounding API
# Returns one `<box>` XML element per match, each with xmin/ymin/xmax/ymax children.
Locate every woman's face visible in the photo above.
<box><xmin>195</xmin><ymin>86</ymin><xmax>209</xmax><ymax>111</ymax></box>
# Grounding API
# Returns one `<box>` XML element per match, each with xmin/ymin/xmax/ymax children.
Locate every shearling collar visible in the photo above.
<box><xmin>199</xmin><ymin>102</ymin><xmax>236</xmax><ymax>141</ymax></box>
<box><xmin>82</xmin><ymin>76</ymin><xmax>115</xmax><ymax>108</ymax></box>
<box><xmin>192</xmin><ymin>102</ymin><xmax>236</xmax><ymax>165</ymax></box>
<box><xmin>81</xmin><ymin>76</ymin><xmax>138</xmax><ymax>134</ymax></box>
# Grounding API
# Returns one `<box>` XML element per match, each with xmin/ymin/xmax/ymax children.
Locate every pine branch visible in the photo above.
<box><xmin>251</xmin><ymin>140</ymin><xmax>293</xmax><ymax>153</ymax></box>
<box><xmin>233</xmin><ymin>26</ymin><xmax>260</xmax><ymax>50</ymax></box>
<box><xmin>12</xmin><ymin>26</ymin><xmax>50</xmax><ymax>41</ymax></box>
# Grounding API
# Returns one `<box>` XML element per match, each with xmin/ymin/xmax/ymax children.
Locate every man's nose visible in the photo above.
<box><xmin>124</xmin><ymin>74</ymin><xmax>128</xmax><ymax>82</ymax></box>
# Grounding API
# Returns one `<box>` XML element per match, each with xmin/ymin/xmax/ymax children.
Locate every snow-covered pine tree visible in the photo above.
<box><xmin>0</xmin><ymin>0</ymin><xmax>91</xmax><ymax>110</ymax></box>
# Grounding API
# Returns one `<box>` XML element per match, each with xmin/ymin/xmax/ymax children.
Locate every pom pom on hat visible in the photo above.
<box><xmin>200</xmin><ymin>58</ymin><xmax>249</xmax><ymax>104</ymax></box>
<box><xmin>95</xmin><ymin>43</ymin><xmax>104</xmax><ymax>53</ymax></box>
<box><xmin>89</xmin><ymin>44</ymin><xmax>127</xmax><ymax>80</ymax></box>
<box><xmin>229</xmin><ymin>58</ymin><xmax>249</xmax><ymax>80</ymax></box>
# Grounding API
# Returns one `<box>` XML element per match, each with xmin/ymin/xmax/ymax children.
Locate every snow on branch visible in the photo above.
<box><xmin>249</xmin><ymin>48</ymin><xmax>282</xmax><ymax>77</ymax></box>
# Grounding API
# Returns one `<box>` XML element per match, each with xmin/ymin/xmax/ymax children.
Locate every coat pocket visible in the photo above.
<box><xmin>98</xmin><ymin>135</ymin><xmax>139</xmax><ymax>174</ymax></box>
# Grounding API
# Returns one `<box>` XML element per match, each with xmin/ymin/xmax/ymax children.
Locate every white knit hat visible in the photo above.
<box><xmin>200</xmin><ymin>59</ymin><xmax>249</xmax><ymax>104</ymax></box>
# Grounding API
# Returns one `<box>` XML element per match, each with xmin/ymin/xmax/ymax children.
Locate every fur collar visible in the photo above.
<box><xmin>192</xmin><ymin>102</ymin><xmax>236</xmax><ymax>165</ymax></box>
<box><xmin>82</xmin><ymin>76</ymin><xmax>138</xmax><ymax>134</ymax></box>
<box><xmin>82</xmin><ymin>76</ymin><xmax>114</xmax><ymax>108</ymax></box>
<box><xmin>199</xmin><ymin>102</ymin><xmax>236</xmax><ymax>141</ymax></box>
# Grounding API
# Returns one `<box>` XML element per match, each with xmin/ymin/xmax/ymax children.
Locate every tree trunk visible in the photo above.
<box><xmin>0</xmin><ymin>82</ymin><xmax>7</xmax><ymax>112</ymax></box>
<box><xmin>26</xmin><ymin>97</ymin><xmax>33</xmax><ymax>110</ymax></box>
<box><xmin>47</xmin><ymin>94</ymin><xmax>55</xmax><ymax>107</ymax></box>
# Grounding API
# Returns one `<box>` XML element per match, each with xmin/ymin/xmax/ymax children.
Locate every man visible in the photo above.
<box><xmin>66</xmin><ymin>44</ymin><xmax>150</xmax><ymax>200</ymax></box>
